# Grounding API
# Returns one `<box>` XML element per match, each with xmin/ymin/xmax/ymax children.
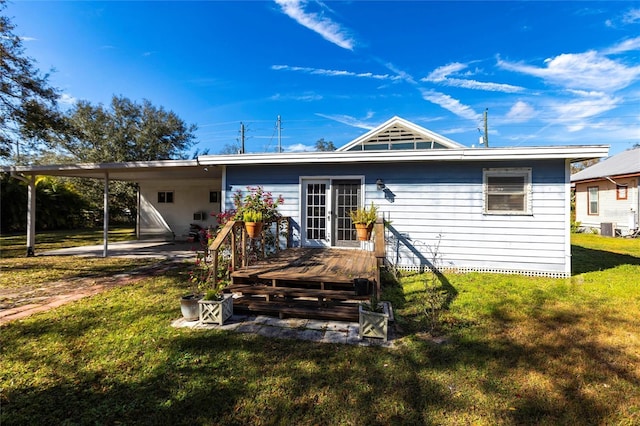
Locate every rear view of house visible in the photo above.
<box><xmin>2</xmin><ymin>116</ymin><xmax>609</xmax><ymax>277</ymax></box>
<box><xmin>571</xmin><ymin>148</ymin><xmax>640</xmax><ymax>236</ymax></box>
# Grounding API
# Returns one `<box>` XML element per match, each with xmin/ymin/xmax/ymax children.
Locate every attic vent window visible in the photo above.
<box><xmin>483</xmin><ymin>168</ymin><xmax>532</xmax><ymax>215</ymax></box>
<box><xmin>347</xmin><ymin>125</ymin><xmax>442</xmax><ymax>151</ymax></box>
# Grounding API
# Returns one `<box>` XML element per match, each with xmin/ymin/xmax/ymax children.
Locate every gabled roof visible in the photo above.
<box><xmin>336</xmin><ymin>116</ymin><xmax>466</xmax><ymax>152</ymax></box>
<box><xmin>571</xmin><ymin>147</ymin><xmax>640</xmax><ymax>182</ymax></box>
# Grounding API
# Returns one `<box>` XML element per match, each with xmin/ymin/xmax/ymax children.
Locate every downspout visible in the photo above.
<box><xmin>103</xmin><ymin>172</ymin><xmax>109</xmax><ymax>257</ymax></box>
<box><xmin>11</xmin><ymin>172</ymin><xmax>36</xmax><ymax>257</ymax></box>
<box><xmin>564</xmin><ymin>159</ymin><xmax>572</xmax><ymax>277</ymax></box>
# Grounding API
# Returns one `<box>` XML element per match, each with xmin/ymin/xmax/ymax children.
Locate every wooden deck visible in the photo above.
<box><xmin>227</xmin><ymin>248</ymin><xmax>378</xmax><ymax>321</ymax></box>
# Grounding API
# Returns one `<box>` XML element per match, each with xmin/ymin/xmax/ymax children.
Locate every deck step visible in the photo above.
<box><xmin>227</xmin><ymin>284</ymin><xmax>370</xmax><ymax>301</ymax></box>
<box><xmin>233</xmin><ymin>298</ymin><xmax>360</xmax><ymax>322</ymax></box>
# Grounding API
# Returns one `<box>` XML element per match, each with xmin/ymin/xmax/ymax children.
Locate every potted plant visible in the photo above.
<box><xmin>243</xmin><ymin>209</ymin><xmax>263</xmax><ymax>238</ymax></box>
<box><xmin>198</xmin><ymin>284</ymin><xmax>233</xmax><ymax>325</ymax></box>
<box><xmin>349</xmin><ymin>202</ymin><xmax>378</xmax><ymax>241</ymax></box>
<box><xmin>359</xmin><ymin>288</ymin><xmax>391</xmax><ymax>341</ymax></box>
<box><xmin>181</xmin><ymin>250</ymin><xmax>212</xmax><ymax>321</ymax></box>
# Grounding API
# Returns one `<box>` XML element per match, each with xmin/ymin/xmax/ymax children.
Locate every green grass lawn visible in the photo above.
<box><xmin>1</xmin><ymin>233</ymin><xmax>639</xmax><ymax>425</ymax></box>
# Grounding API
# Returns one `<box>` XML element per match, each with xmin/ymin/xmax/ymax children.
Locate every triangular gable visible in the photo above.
<box><xmin>336</xmin><ymin>116</ymin><xmax>466</xmax><ymax>152</ymax></box>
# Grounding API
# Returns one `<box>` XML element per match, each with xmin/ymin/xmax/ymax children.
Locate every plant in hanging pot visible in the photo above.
<box><xmin>349</xmin><ymin>202</ymin><xmax>379</xmax><ymax>241</ymax></box>
<box><xmin>231</xmin><ymin>186</ymin><xmax>284</xmax><ymax>239</ymax></box>
<box><xmin>243</xmin><ymin>209</ymin><xmax>264</xmax><ymax>239</ymax></box>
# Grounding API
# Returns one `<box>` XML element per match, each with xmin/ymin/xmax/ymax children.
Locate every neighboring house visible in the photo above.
<box><xmin>2</xmin><ymin>116</ymin><xmax>608</xmax><ymax>277</ymax></box>
<box><xmin>571</xmin><ymin>148</ymin><xmax>640</xmax><ymax>236</ymax></box>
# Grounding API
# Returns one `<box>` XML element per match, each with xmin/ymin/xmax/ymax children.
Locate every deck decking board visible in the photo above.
<box><xmin>228</xmin><ymin>248</ymin><xmax>378</xmax><ymax>321</ymax></box>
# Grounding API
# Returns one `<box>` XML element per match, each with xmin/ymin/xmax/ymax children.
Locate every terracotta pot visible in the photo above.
<box><xmin>355</xmin><ymin>223</ymin><xmax>373</xmax><ymax>241</ymax></box>
<box><xmin>245</xmin><ymin>221</ymin><xmax>264</xmax><ymax>239</ymax></box>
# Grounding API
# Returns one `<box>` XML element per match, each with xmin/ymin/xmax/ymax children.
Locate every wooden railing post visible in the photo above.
<box><xmin>373</xmin><ymin>217</ymin><xmax>386</xmax><ymax>295</ymax></box>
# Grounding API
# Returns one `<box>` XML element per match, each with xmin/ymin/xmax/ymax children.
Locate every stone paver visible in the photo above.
<box><xmin>171</xmin><ymin>314</ymin><xmax>395</xmax><ymax>347</ymax></box>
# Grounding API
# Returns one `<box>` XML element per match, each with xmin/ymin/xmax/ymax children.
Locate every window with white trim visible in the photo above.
<box><xmin>483</xmin><ymin>168</ymin><xmax>532</xmax><ymax>215</ymax></box>
<box><xmin>588</xmin><ymin>186</ymin><xmax>599</xmax><ymax>215</ymax></box>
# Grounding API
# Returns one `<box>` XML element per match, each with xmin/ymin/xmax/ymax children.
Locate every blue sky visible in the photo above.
<box><xmin>7</xmin><ymin>1</ymin><xmax>640</xmax><ymax>156</ymax></box>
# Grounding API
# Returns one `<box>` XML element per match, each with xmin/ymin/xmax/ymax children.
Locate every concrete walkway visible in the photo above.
<box><xmin>40</xmin><ymin>240</ymin><xmax>198</xmax><ymax>260</ymax></box>
<box><xmin>172</xmin><ymin>314</ymin><xmax>395</xmax><ymax>347</ymax></box>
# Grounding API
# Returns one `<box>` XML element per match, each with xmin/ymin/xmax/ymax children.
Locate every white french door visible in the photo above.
<box><xmin>301</xmin><ymin>178</ymin><xmax>362</xmax><ymax>248</ymax></box>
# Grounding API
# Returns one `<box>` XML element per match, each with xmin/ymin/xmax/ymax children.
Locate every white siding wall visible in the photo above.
<box><xmin>575</xmin><ymin>177</ymin><xmax>639</xmax><ymax>233</ymax></box>
<box><xmin>139</xmin><ymin>178</ymin><xmax>222</xmax><ymax>240</ymax></box>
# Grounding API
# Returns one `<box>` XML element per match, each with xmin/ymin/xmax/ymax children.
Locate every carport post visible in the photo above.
<box><xmin>10</xmin><ymin>172</ymin><xmax>36</xmax><ymax>256</ymax></box>
<box><xmin>103</xmin><ymin>172</ymin><xmax>109</xmax><ymax>258</ymax></box>
<box><xmin>26</xmin><ymin>175</ymin><xmax>36</xmax><ymax>256</ymax></box>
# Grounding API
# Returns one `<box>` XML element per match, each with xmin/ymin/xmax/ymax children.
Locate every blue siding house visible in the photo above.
<box><xmin>3</xmin><ymin>116</ymin><xmax>608</xmax><ymax>276</ymax></box>
<box><xmin>199</xmin><ymin>117</ymin><xmax>609</xmax><ymax>277</ymax></box>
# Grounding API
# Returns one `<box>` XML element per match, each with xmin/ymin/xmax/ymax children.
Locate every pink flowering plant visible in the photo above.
<box><xmin>186</xmin><ymin>228</ymin><xmax>229</xmax><ymax>299</ymax></box>
<box><xmin>232</xmin><ymin>186</ymin><xmax>284</xmax><ymax>223</ymax></box>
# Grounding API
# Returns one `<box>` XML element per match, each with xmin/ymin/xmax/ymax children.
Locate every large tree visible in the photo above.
<box><xmin>0</xmin><ymin>1</ymin><xmax>59</xmax><ymax>161</ymax></box>
<box><xmin>51</xmin><ymin>96</ymin><xmax>197</xmax><ymax>163</ymax></box>
<box><xmin>315</xmin><ymin>138</ymin><xmax>336</xmax><ymax>152</ymax></box>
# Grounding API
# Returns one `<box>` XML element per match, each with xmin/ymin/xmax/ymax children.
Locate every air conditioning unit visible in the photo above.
<box><xmin>600</xmin><ymin>222</ymin><xmax>615</xmax><ymax>237</ymax></box>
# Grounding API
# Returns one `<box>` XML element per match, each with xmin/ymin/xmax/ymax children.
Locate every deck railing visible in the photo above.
<box><xmin>208</xmin><ymin>217</ymin><xmax>292</xmax><ymax>287</ymax></box>
<box><xmin>373</xmin><ymin>217</ymin><xmax>386</xmax><ymax>294</ymax></box>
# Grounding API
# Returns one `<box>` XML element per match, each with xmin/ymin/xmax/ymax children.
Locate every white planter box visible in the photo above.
<box><xmin>198</xmin><ymin>294</ymin><xmax>233</xmax><ymax>325</ymax></box>
<box><xmin>359</xmin><ymin>303</ymin><xmax>390</xmax><ymax>341</ymax></box>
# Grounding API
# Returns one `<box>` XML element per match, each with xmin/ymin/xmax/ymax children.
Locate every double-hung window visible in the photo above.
<box><xmin>588</xmin><ymin>186</ymin><xmax>599</xmax><ymax>215</ymax></box>
<box><xmin>483</xmin><ymin>168</ymin><xmax>532</xmax><ymax>215</ymax></box>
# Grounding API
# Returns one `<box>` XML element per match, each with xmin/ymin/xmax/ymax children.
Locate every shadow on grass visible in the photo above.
<box><xmin>572</xmin><ymin>245</ymin><xmax>640</xmax><ymax>275</ymax></box>
<box><xmin>2</xmin><ymin>267</ymin><xmax>639</xmax><ymax>425</ymax></box>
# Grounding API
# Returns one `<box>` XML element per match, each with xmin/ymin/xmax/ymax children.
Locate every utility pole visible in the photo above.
<box><xmin>240</xmin><ymin>122</ymin><xmax>245</xmax><ymax>154</ymax></box>
<box><xmin>483</xmin><ymin>108</ymin><xmax>489</xmax><ymax>148</ymax></box>
<box><xmin>277</xmin><ymin>115</ymin><xmax>282</xmax><ymax>153</ymax></box>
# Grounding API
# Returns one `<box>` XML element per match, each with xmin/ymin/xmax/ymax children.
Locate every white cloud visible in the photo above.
<box><xmin>274</xmin><ymin>0</ymin><xmax>355</xmax><ymax>50</ymax></box>
<box><xmin>604</xmin><ymin>36</ymin><xmax>640</xmax><ymax>54</ymax></box>
<box><xmin>549</xmin><ymin>91</ymin><xmax>621</xmax><ymax>131</ymax></box>
<box><xmin>497</xmin><ymin>51</ymin><xmax>640</xmax><ymax>92</ymax></box>
<box><xmin>284</xmin><ymin>143</ymin><xmax>315</xmax><ymax>152</ymax></box>
<box><xmin>383</xmin><ymin>62</ymin><xmax>417</xmax><ymax>85</ymax></box>
<box><xmin>425</xmin><ymin>63</ymin><xmax>467</xmax><ymax>82</ymax></box>
<box><xmin>271</xmin><ymin>64</ymin><xmax>399</xmax><ymax>80</ymax></box>
<box><xmin>444</xmin><ymin>78</ymin><xmax>525</xmax><ymax>93</ymax></box>
<box><xmin>19</xmin><ymin>36</ymin><xmax>37</xmax><ymax>42</ymax></box>
<box><xmin>315</xmin><ymin>113</ymin><xmax>375</xmax><ymax>130</ymax></box>
<box><xmin>419</xmin><ymin>89</ymin><xmax>481</xmax><ymax>121</ymax></box>
<box><xmin>622</xmin><ymin>8</ymin><xmax>640</xmax><ymax>24</ymax></box>
<box><xmin>423</xmin><ymin>62</ymin><xmax>525</xmax><ymax>93</ymax></box>
<box><xmin>505</xmin><ymin>101</ymin><xmax>536</xmax><ymax>122</ymax></box>
<box><xmin>59</xmin><ymin>93</ymin><xmax>77</xmax><ymax>105</ymax></box>
<box><xmin>420</xmin><ymin>62</ymin><xmax>524</xmax><ymax>93</ymax></box>
<box><xmin>271</xmin><ymin>92</ymin><xmax>323</xmax><ymax>101</ymax></box>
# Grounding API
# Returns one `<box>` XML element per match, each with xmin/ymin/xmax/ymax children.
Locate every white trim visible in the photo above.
<box><xmin>336</xmin><ymin>116</ymin><xmax>466</xmax><ymax>151</ymax></box>
<box><xmin>2</xmin><ymin>146</ymin><xmax>610</xmax><ymax>176</ymax></box>
<box><xmin>564</xmin><ymin>159</ymin><xmax>572</xmax><ymax>277</ymax></box>
<box><xmin>198</xmin><ymin>145</ymin><xmax>610</xmax><ymax>166</ymax></box>
<box><xmin>483</xmin><ymin>168</ymin><xmax>532</xmax><ymax>215</ymax></box>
